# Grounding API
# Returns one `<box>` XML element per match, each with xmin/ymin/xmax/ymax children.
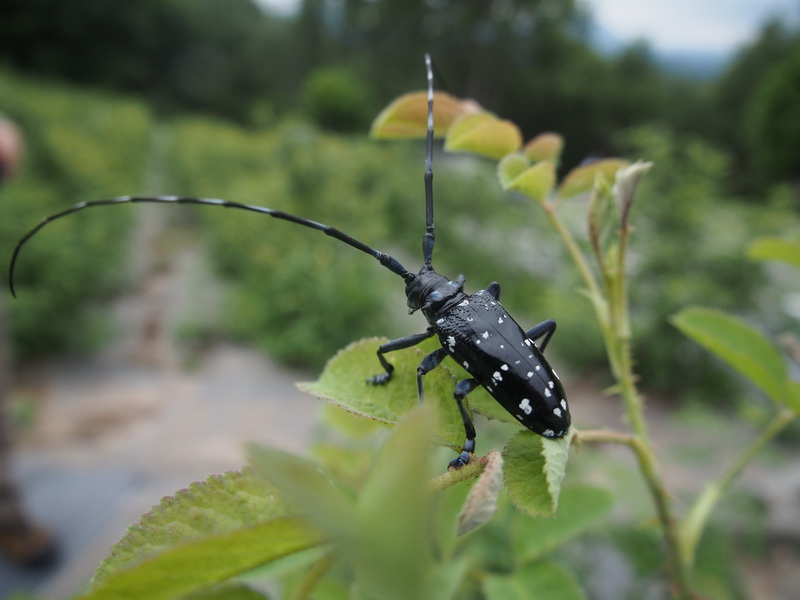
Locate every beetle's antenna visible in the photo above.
<box><xmin>8</xmin><ymin>196</ymin><xmax>414</xmax><ymax>297</ymax></box>
<box><xmin>422</xmin><ymin>53</ymin><xmax>435</xmax><ymax>268</ymax></box>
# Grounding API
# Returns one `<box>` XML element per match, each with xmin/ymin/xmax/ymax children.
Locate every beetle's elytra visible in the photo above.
<box><xmin>8</xmin><ymin>54</ymin><xmax>570</xmax><ymax>469</ymax></box>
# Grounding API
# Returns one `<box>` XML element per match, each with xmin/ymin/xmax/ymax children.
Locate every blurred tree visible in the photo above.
<box><xmin>710</xmin><ymin>19</ymin><xmax>800</xmax><ymax>190</ymax></box>
<box><xmin>747</xmin><ymin>45</ymin><xmax>800</xmax><ymax>185</ymax></box>
<box><xmin>0</xmin><ymin>0</ymin><xmax>292</xmax><ymax>121</ymax></box>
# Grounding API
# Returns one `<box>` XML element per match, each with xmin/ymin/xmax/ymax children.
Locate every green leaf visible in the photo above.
<box><xmin>746</xmin><ymin>237</ymin><xmax>800</xmax><ymax>270</ymax></box>
<box><xmin>184</xmin><ymin>582</ymin><xmax>269</xmax><ymax>600</ymax></box>
<box><xmin>353</xmin><ymin>405</ymin><xmax>436</xmax><ymax>600</ymax></box>
<box><xmin>483</xmin><ymin>560</ymin><xmax>587</xmax><ymax>600</ymax></box>
<box><xmin>248</xmin><ymin>445</ymin><xmax>356</xmax><ymax>533</ymax></box>
<box><xmin>672</xmin><ymin>308</ymin><xmax>789</xmax><ymax>405</ymax></box>
<box><xmin>587</xmin><ymin>175</ymin><xmax>617</xmax><ymax>263</ymax></box>
<box><xmin>497</xmin><ymin>152</ymin><xmax>530</xmax><ymax>189</ymax></box>
<box><xmin>370</xmin><ymin>91</ymin><xmax>468</xmax><ymax>139</ymax></box>
<box><xmin>787</xmin><ymin>381</ymin><xmax>800</xmax><ymax>413</ymax></box>
<box><xmin>252</xmin><ymin>407</ymin><xmax>439</xmax><ymax>600</ymax></box>
<box><xmin>613</xmin><ymin>161</ymin><xmax>653</xmax><ymax>227</ymax></box>
<box><xmin>524</xmin><ymin>133</ymin><xmax>564</xmax><ymax>163</ymax></box>
<box><xmin>298</xmin><ymin>338</ymin><xmax>466</xmax><ymax>450</ymax></box>
<box><xmin>505</xmin><ymin>160</ymin><xmax>556</xmax><ymax>203</ymax></box>
<box><xmin>558</xmin><ymin>158</ymin><xmax>630</xmax><ymax>199</ymax></box>
<box><xmin>502</xmin><ymin>429</ymin><xmax>573</xmax><ymax>517</ymax></box>
<box><xmin>512</xmin><ymin>485</ymin><xmax>613</xmax><ymax>560</ymax></box>
<box><xmin>93</xmin><ymin>470</ymin><xmax>286</xmax><ymax>585</ymax></box>
<box><xmin>445</xmin><ymin>112</ymin><xmax>523</xmax><ymax>160</ymax></box>
<box><xmin>80</xmin><ymin>517</ymin><xmax>323</xmax><ymax>600</ymax></box>
<box><xmin>457</xmin><ymin>450</ymin><xmax>504</xmax><ymax>536</ymax></box>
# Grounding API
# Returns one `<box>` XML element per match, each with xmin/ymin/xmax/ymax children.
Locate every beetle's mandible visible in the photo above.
<box><xmin>8</xmin><ymin>54</ymin><xmax>570</xmax><ymax>468</ymax></box>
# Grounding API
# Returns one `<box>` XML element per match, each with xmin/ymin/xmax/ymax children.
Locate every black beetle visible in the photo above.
<box><xmin>8</xmin><ymin>54</ymin><xmax>569</xmax><ymax>468</ymax></box>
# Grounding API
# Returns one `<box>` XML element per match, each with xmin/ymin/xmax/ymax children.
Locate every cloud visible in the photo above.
<box><xmin>586</xmin><ymin>0</ymin><xmax>799</xmax><ymax>53</ymax></box>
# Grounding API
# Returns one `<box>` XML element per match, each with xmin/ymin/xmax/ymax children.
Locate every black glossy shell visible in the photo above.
<box><xmin>433</xmin><ymin>289</ymin><xmax>570</xmax><ymax>437</ymax></box>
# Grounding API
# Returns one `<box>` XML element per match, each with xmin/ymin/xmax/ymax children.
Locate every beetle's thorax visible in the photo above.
<box><xmin>405</xmin><ymin>265</ymin><xmax>466</xmax><ymax>321</ymax></box>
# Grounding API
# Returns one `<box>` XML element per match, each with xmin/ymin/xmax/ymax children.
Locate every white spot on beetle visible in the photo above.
<box><xmin>548</xmin><ymin>381</ymin><xmax>555</xmax><ymax>389</ymax></box>
<box><xmin>544</xmin><ymin>388</ymin><xmax>552</xmax><ymax>398</ymax></box>
<box><xmin>459</xmin><ymin>299</ymin><xmax>469</xmax><ymax>307</ymax></box>
<box><xmin>553</xmin><ymin>407</ymin><xmax>562</xmax><ymax>418</ymax></box>
<box><xmin>526</xmin><ymin>371</ymin><xmax>534</xmax><ymax>378</ymax></box>
<box><xmin>463</xmin><ymin>361</ymin><xmax>470</xmax><ymax>369</ymax></box>
<box><xmin>446</xmin><ymin>335</ymin><xmax>456</xmax><ymax>352</ymax></box>
<box><xmin>436</xmin><ymin>318</ymin><xmax>444</xmax><ymax>325</ymax></box>
<box><xmin>500</xmin><ymin>344</ymin><xmax>505</xmax><ymax>349</ymax></box>
<box><xmin>475</xmin><ymin>339</ymin><xmax>481</xmax><ymax>345</ymax></box>
<box><xmin>498</xmin><ymin>317</ymin><xmax>504</xmax><ymax>324</ymax></box>
<box><xmin>519</xmin><ymin>399</ymin><xmax>532</xmax><ymax>415</ymax></box>
<box><xmin>561</xmin><ymin>399</ymin><xmax>568</xmax><ymax>410</ymax></box>
<box><xmin>482</xmin><ymin>331</ymin><xmax>489</xmax><ymax>339</ymax></box>
<box><xmin>535</xmin><ymin>365</ymin><xmax>541</xmax><ymax>371</ymax></box>
<box><xmin>501</xmin><ymin>364</ymin><xmax>509</xmax><ymax>371</ymax></box>
<box><xmin>467</xmin><ymin>317</ymin><xmax>473</xmax><ymax>322</ymax></box>
<box><xmin>492</xmin><ymin>371</ymin><xmax>503</xmax><ymax>383</ymax></box>
<box><xmin>543</xmin><ymin>429</ymin><xmax>556</xmax><ymax>437</ymax></box>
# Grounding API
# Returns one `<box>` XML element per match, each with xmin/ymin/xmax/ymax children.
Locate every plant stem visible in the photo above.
<box><xmin>288</xmin><ymin>551</ymin><xmax>336</xmax><ymax>600</ymax></box>
<box><xmin>544</xmin><ymin>201</ymin><xmax>692</xmax><ymax>599</ymax></box>
<box><xmin>679</xmin><ymin>408</ymin><xmax>795</xmax><ymax>568</ymax></box>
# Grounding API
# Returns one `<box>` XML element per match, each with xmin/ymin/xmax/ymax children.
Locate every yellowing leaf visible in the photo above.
<box><xmin>457</xmin><ymin>450</ymin><xmax>504</xmax><ymax>536</ymax></box>
<box><xmin>506</xmin><ymin>160</ymin><xmax>556</xmax><ymax>203</ymax></box>
<box><xmin>747</xmin><ymin>237</ymin><xmax>800</xmax><ymax>270</ymax></box>
<box><xmin>497</xmin><ymin>152</ymin><xmax>530</xmax><ymax>189</ymax></box>
<box><xmin>558</xmin><ymin>158</ymin><xmax>630</xmax><ymax>199</ymax></box>
<box><xmin>445</xmin><ymin>112</ymin><xmax>522</xmax><ymax>160</ymax></box>
<box><xmin>370</xmin><ymin>91</ymin><xmax>469</xmax><ymax>139</ymax></box>
<box><xmin>524</xmin><ymin>133</ymin><xmax>564</xmax><ymax>163</ymax></box>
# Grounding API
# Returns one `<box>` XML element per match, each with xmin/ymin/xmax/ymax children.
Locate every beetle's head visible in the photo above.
<box><xmin>405</xmin><ymin>265</ymin><xmax>464</xmax><ymax>317</ymax></box>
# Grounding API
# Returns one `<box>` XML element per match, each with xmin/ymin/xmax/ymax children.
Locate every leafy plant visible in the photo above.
<box><xmin>64</xmin><ymin>84</ymin><xmax>799</xmax><ymax>600</ymax></box>
<box><xmin>0</xmin><ymin>70</ymin><xmax>152</xmax><ymax>357</ymax></box>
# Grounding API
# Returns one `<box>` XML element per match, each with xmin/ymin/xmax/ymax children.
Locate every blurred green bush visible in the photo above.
<box><xmin>3</xmin><ymin>71</ymin><xmax>797</xmax><ymax>400</ymax></box>
<box><xmin>0</xmin><ymin>70</ymin><xmax>152</xmax><ymax>358</ymax></box>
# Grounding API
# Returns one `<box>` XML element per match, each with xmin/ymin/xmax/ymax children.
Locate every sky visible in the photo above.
<box><xmin>258</xmin><ymin>0</ymin><xmax>800</xmax><ymax>56</ymax></box>
<box><xmin>586</xmin><ymin>0</ymin><xmax>800</xmax><ymax>54</ymax></box>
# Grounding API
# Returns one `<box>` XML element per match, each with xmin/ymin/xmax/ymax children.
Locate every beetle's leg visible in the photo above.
<box><xmin>415</xmin><ymin>347</ymin><xmax>447</xmax><ymax>402</ymax></box>
<box><xmin>366</xmin><ymin>328</ymin><xmax>436</xmax><ymax>385</ymax></box>
<box><xmin>485</xmin><ymin>281</ymin><xmax>501</xmax><ymax>300</ymax></box>
<box><xmin>448</xmin><ymin>378</ymin><xmax>479</xmax><ymax>469</ymax></box>
<box><xmin>525</xmin><ymin>319</ymin><xmax>557</xmax><ymax>352</ymax></box>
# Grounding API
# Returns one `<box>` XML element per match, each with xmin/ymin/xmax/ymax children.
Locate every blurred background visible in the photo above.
<box><xmin>0</xmin><ymin>0</ymin><xmax>799</xmax><ymax>598</ymax></box>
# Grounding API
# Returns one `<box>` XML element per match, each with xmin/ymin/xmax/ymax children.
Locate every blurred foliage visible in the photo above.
<box><xmin>611</xmin><ymin>126</ymin><xmax>772</xmax><ymax>395</ymax></box>
<box><xmin>164</xmin><ymin>116</ymin><xmax>545</xmax><ymax>368</ymax></box>
<box><xmin>747</xmin><ymin>45</ymin><xmax>800</xmax><ymax>185</ymax></box>
<box><xmin>0</xmin><ymin>70</ymin><xmax>151</xmax><ymax>358</ymax></box>
<box><xmin>303</xmin><ymin>67</ymin><xmax>373</xmax><ymax>132</ymax></box>
<box><xmin>709</xmin><ymin>19</ymin><xmax>800</xmax><ymax>191</ymax></box>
